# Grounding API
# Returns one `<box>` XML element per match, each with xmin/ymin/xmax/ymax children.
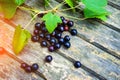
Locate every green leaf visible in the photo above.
<box><xmin>15</xmin><ymin>0</ymin><xmax>25</xmax><ymax>5</ymax></box>
<box><xmin>0</xmin><ymin>0</ymin><xmax>25</xmax><ymax>19</ymax></box>
<box><xmin>12</xmin><ymin>25</ymin><xmax>31</xmax><ymax>55</ymax></box>
<box><xmin>81</xmin><ymin>0</ymin><xmax>109</xmax><ymax>20</ymax></box>
<box><xmin>44</xmin><ymin>0</ymin><xmax>50</xmax><ymax>6</ymax></box>
<box><xmin>42</xmin><ymin>12</ymin><xmax>62</xmax><ymax>33</ymax></box>
<box><xmin>65</xmin><ymin>0</ymin><xmax>74</xmax><ymax>8</ymax></box>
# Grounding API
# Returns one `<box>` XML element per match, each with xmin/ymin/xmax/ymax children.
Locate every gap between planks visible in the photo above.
<box><xmin>108</xmin><ymin>1</ymin><xmax>120</xmax><ymax>10</ymax></box>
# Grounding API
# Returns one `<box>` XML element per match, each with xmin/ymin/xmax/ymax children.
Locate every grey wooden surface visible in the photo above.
<box><xmin>0</xmin><ymin>0</ymin><xmax>120</xmax><ymax>80</ymax></box>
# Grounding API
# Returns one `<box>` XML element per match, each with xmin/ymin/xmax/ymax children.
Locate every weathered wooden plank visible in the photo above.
<box><xmin>0</xmin><ymin>15</ymin><xmax>98</xmax><ymax>80</ymax></box>
<box><xmin>0</xmin><ymin>54</ymin><xmax>43</xmax><ymax>80</ymax></box>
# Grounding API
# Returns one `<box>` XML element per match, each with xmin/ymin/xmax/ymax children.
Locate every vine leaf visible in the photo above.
<box><xmin>81</xmin><ymin>0</ymin><xmax>109</xmax><ymax>20</ymax></box>
<box><xmin>42</xmin><ymin>12</ymin><xmax>62</xmax><ymax>33</ymax></box>
<box><xmin>65</xmin><ymin>0</ymin><xmax>74</xmax><ymax>8</ymax></box>
<box><xmin>12</xmin><ymin>25</ymin><xmax>31</xmax><ymax>55</ymax></box>
<box><xmin>0</xmin><ymin>0</ymin><xmax>25</xmax><ymax>19</ymax></box>
<box><xmin>44</xmin><ymin>0</ymin><xmax>50</xmax><ymax>6</ymax></box>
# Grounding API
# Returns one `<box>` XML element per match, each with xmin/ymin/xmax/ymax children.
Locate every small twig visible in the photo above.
<box><xmin>57</xmin><ymin>12</ymin><xmax>86</xmax><ymax>21</ymax></box>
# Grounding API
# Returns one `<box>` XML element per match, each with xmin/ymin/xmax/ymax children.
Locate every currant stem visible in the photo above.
<box><xmin>58</xmin><ymin>4</ymin><xmax>81</xmax><ymax>12</ymax></box>
<box><xmin>57</xmin><ymin>12</ymin><xmax>86</xmax><ymax>21</ymax></box>
<box><xmin>23</xmin><ymin>13</ymin><xmax>38</xmax><ymax>30</ymax></box>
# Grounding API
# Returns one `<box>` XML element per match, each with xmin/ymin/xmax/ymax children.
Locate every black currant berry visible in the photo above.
<box><xmin>55</xmin><ymin>32</ymin><xmax>62</xmax><ymax>39</ymax></box>
<box><xmin>45</xmin><ymin>34</ymin><xmax>51</xmax><ymax>41</ymax></box>
<box><xmin>48</xmin><ymin>46</ymin><xmax>55</xmax><ymax>52</ymax></box>
<box><xmin>34</xmin><ymin>29</ymin><xmax>39</xmax><ymax>35</ymax></box>
<box><xmin>74</xmin><ymin>61</ymin><xmax>81</xmax><ymax>68</ymax></box>
<box><xmin>31</xmin><ymin>36</ymin><xmax>39</xmax><ymax>42</ymax></box>
<box><xmin>51</xmin><ymin>31</ymin><xmax>57</xmax><ymax>37</ymax></box>
<box><xmin>62</xmin><ymin>19</ymin><xmax>68</xmax><ymax>25</ymax></box>
<box><xmin>49</xmin><ymin>38</ymin><xmax>56</xmax><ymax>45</ymax></box>
<box><xmin>31</xmin><ymin>63</ymin><xmax>39</xmax><ymax>71</ymax></box>
<box><xmin>70</xmin><ymin>29</ymin><xmax>77</xmax><ymax>36</ymax></box>
<box><xmin>45</xmin><ymin>55</ymin><xmax>53</xmax><ymax>62</ymax></box>
<box><xmin>64</xmin><ymin>35</ymin><xmax>70</xmax><ymax>42</ymax></box>
<box><xmin>60</xmin><ymin>16</ymin><xmax>65</xmax><ymax>21</ymax></box>
<box><xmin>67</xmin><ymin>20</ymin><xmax>74</xmax><ymax>27</ymax></box>
<box><xmin>41</xmin><ymin>41</ymin><xmax>47</xmax><ymax>47</ymax></box>
<box><xmin>57</xmin><ymin>25</ymin><xmax>64</xmax><ymax>32</ymax></box>
<box><xmin>38</xmin><ymin>13</ymin><xmax>45</xmax><ymax>18</ymax></box>
<box><xmin>64</xmin><ymin>42</ymin><xmax>71</xmax><ymax>48</ymax></box>
<box><xmin>54</xmin><ymin>43</ymin><xmax>61</xmax><ymax>50</ymax></box>
<box><xmin>35</xmin><ymin>22</ymin><xmax>41</xmax><ymax>30</ymax></box>
<box><xmin>39</xmin><ymin>33</ymin><xmax>44</xmax><ymax>38</ymax></box>
<box><xmin>21</xmin><ymin>63</ymin><xmax>28</xmax><ymax>69</ymax></box>
<box><xmin>58</xmin><ymin>38</ymin><xmax>64</xmax><ymax>44</ymax></box>
<box><xmin>41</xmin><ymin>26</ymin><xmax>47</xmax><ymax>33</ymax></box>
<box><xmin>64</xmin><ymin>26</ymin><xmax>69</xmax><ymax>31</ymax></box>
<box><xmin>25</xmin><ymin>66</ymin><xmax>32</xmax><ymax>73</ymax></box>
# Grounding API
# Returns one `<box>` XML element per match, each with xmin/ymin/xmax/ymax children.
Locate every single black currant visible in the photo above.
<box><xmin>39</xmin><ymin>33</ymin><xmax>44</xmax><ymax>38</ymax></box>
<box><xmin>25</xmin><ymin>66</ymin><xmax>32</xmax><ymax>73</ymax></box>
<box><xmin>49</xmin><ymin>38</ymin><xmax>56</xmax><ymax>45</ymax></box>
<box><xmin>67</xmin><ymin>20</ymin><xmax>74</xmax><ymax>27</ymax></box>
<box><xmin>64</xmin><ymin>35</ymin><xmax>70</xmax><ymax>42</ymax></box>
<box><xmin>70</xmin><ymin>29</ymin><xmax>77</xmax><ymax>36</ymax></box>
<box><xmin>34</xmin><ymin>29</ymin><xmax>39</xmax><ymax>35</ymax></box>
<box><xmin>45</xmin><ymin>55</ymin><xmax>53</xmax><ymax>62</ymax></box>
<box><xmin>41</xmin><ymin>41</ymin><xmax>47</xmax><ymax>47</ymax></box>
<box><xmin>31</xmin><ymin>36</ymin><xmax>39</xmax><ymax>42</ymax></box>
<box><xmin>38</xmin><ymin>13</ymin><xmax>45</xmax><ymax>18</ymax></box>
<box><xmin>55</xmin><ymin>32</ymin><xmax>62</xmax><ymax>39</ymax></box>
<box><xmin>64</xmin><ymin>26</ymin><xmax>69</xmax><ymax>31</ymax></box>
<box><xmin>48</xmin><ymin>46</ymin><xmax>55</xmax><ymax>52</ymax></box>
<box><xmin>35</xmin><ymin>22</ymin><xmax>41</xmax><ymax>30</ymax></box>
<box><xmin>60</xmin><ymin>16</ymin><xmax>65</xmax><ymax>21</ymax></box>
<box><xmin>62</xmin><ymin>19</ymin><xmax>68</xmax><ymax>25</ymax></box>
<box><xmin>74</xmin><ymin>61</ymin><xmax>81</xmax><ymax>68</ymax></box>
<box><xmin>51</xmin><ymin>31</ymin><xmax>57</xmax><ymax>37</ymax></box>
<box><xmin>41</xmin><ymin>26</ymin><xmax>47</xmax><ymax>33</ymax></box>
<box><xmin>64</xmin><ymin>42</ymin><xmax>71</xmax><ymax>48</ymax></box>
<box><xmin>54</xmin><ymin>43</ymin><xmax>61</xmax><ymax>50</ymax></box>
<box><xmin>45</xmin><ymin>34</ymin><xmax>51</xmax><ymax>41</ymax></box>
<box><xmin>58</xmin><ymin>37</ymin><xmax>64</xmax><ymax>44</ymax></box>
<box><xmin>31</xmin><ymin>63</ymin><xmax>39</xmax><ymax>71</ymax></box>
<box><xmin>21</xmin><ymin>63</ymin><xmax>28</xmax><ymax>69</ymax></box>
<box><xmin>41</xmin><ymin>21</ymin><xmax>45</xmax><ymax>26</ymax></box>
<box><xmin>57</xmin><ymin>25</ymin><xmax>64</xmax><ymax>32</ymax></box>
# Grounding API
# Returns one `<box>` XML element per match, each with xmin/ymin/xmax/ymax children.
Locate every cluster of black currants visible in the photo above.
<box><xmin>31</xmin><ymin>16</ymin><xmax>77</xmax><ymax>52</ymax></box>
<box><xmin>21</xmin><ymin>63</ymin><xmax>39</xmax><ymax>73</ymax></box>
<box><xmin>31</xmin><ymin>15</ymin><xmax>81</xmax><ymax>68</ymax></box>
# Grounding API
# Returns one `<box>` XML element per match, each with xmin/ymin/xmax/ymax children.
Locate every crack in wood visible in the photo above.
<box><xmin>108</xmin><ymin>1</ymin><xmax>120</xmax><ymax>10</ymax></box>
<box><xmin>95</xmin><ymin>19</ymin><xmax>120</xmax><ymax>33</ymax></box>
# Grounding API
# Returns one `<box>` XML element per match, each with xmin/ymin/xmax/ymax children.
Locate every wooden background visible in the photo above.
<box><xmin>0</xmin><ymin>0</ymin><xmax>120</xmax><ymax>80</ymax></box>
